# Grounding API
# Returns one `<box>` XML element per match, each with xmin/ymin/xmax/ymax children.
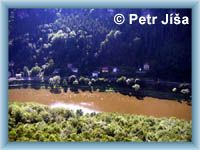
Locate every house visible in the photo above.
<box><xmin>16</xmin><ymin>73</ymin><xmax>22</xmax><ymax>79</ymax></box>
<box><xmin>71</xmin><ymin>68</ymin><xmax>79</xmax><ymax>73</ymax></box>
<box><xmin>112</xmin><ymin>67</ymin><xmax>118</xmax><ymax>73</ymax></box>
<box><xmin>143</xmin><ymin>63</ymin><xmax>150</xmax><ymax>71</ymax></box>
<box><xmin>135</xmin><ymin>67</ymin><xmax>146</xmax><ymax>78</ymax></box>
<box><xmin>92</xmin><ymin>71</ymin><xmax>99</xmax><ymax>77</ymax></box>
<box><xmin>9</xmin><ymin>61</ymin><xmax>14</xmax><ymax>67</ymax></box>
<box><xmin>101</xmin><ymin>67</ymin><xmax>109</xmax><ymax>73</ymax></box>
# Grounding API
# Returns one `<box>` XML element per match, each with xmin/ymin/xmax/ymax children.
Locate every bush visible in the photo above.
<box><xmin>132</xmin><ymin>84</ymin><xmax>140</xmax><ymax>92</ymax></box>
<box><xmin>9</xmin><ymin>102</ymin><xmax>192</xmax><ymax>142</ymax></box>
<box><xmin>79</xmin><ymin>76</ymin><xmax>90</xmax><ymax>85</ymax></box>
<box><xmin>62</xmin><ymin>79</ymin><xmax>68</xmax><ymax>92</ymax></box>
<box><xmin>49</xmin><ymin>75</ymin><xmax>61</xmax><ymax>93</ymax></box>
<box><xmin>30</xmin><ymin>65</ymin><xmax>41</xmax><ymax>77</ymax></box>
<box><xmin>116</xmin><ymin>76</ymin><xmax>127</xmax><ymax>87</ymax></box>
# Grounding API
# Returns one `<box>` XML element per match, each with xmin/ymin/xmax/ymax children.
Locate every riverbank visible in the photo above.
<box><xmin>9</xmin><ymin>88</ymin><xmax>192</xmax><ymax>120</ymax></box>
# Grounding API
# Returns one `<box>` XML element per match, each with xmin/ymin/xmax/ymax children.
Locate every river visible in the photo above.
<box><xmin>9</xmin><ymin>88</ymin><xmax>191</xmax><ymax>120</ymax></box>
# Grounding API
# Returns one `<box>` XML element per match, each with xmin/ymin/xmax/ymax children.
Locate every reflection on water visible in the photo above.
<box><xmin>80</xmin><ymin>102</ymin><xmax>93</xmax><ymax>106</ymax></box>
<box><xmin>50</xmin><ymin>102</ymin><xmax>99</xmax><ymax>114</ymax></box>
<box><xmin>9</xmin><ymin>89</ymin><xmax>192</xmax><ymax>120</ymax></box>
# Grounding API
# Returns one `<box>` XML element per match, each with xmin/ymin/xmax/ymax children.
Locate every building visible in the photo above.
<box><xmin>15</xmin><ymin>73</ymin><xmax>22</xmax><ymax>79</ymax></box>
<box><xmin>101</xmin><ymin>67</ymin><xmax>109</xmax><ymax>73</ymax></box>
<box><xmin>135</xmin><ymin>67</ymin><xmax>146</xmax><ymax>77</ymax></box>
<box><xmin>112</xmin><ymin>67</ymin><xmax>118</xmax><ymax>73</ymax></box>
<box><xmin>92</xmin><ymin>71</ymin><xmax>99</xmax><ymax>77</ymax></box>
<box><xmin>143</xmin><ymin>63</ymin><xmax>150</xmax><ymax>71</ymax></box>
<box><xmin>71</xmin><ymin>68</ymin><xmax>79</xmax><ymax>73</ymax></box>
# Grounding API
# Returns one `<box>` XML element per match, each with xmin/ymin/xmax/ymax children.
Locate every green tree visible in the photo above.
<box><xmin>44</xmin><ymin>59</ymin><xmax>55</xmax><ymax>76</ymax></box>
<box><xmin>49</xmin><ymin>75</ymin><xmax>61</xmax><ymax>93</ymax></box>
<box><xmin>62</xmin><ymin>79</ymin><xmax>68</xmax><ymax>92</ymax></box>
<box><xmin>30</xmin><ymin>64</ymin><xmax>41</xmax><ymax>77</ymax></box>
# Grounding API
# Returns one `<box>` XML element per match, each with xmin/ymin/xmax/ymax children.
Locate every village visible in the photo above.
<box><xmin>8</xmin><ymin>61</ymin><xmax>191</xmax><ymax>102</ymax></box>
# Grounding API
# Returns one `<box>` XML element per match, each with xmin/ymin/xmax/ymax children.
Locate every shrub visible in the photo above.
<box><xmin>76</xmin><ymin>109</ymin><xmax>83</xmax><ymax>117</ymax></box>
<box><xmin>49</xmin><ymin>75</ymin><xmax>61</xmax><ymax>93</ymax></box>
<box><xmin>9</xmin><ymin>102</ymin><xmax>192</xmax><ymax>142</ymax></box>
<box><xmin>68</xmin><ymin>75</ymin><xmax>77</xmax><ymax>84</ymax></box>
<box><xmin>132</xmin><ymin>84</ymin><xmax>140</xmax><ymax>92</ymax></box>
<box><xmin>62</xmin><ymin>79</ymin><xmax>68</xmax><ymax>92</ymax></box>
<box><xmin>126</xmin><ymin>78</ymin><xmax>134</xmax><ymax>86</ymax></box>
<box><xmin>30</xmin><ymin>65</ymin><xmax>41</xmax><ymax>77</ymax></box>
<box><xmin>116</xmin><ymin>76</ymin><xmax>127</xmax><ymax>87</ymax></box>
<box><xmin>116</xmin><ymin>76</ymin><xmax>126</xmax><ymax>84</ymax></box>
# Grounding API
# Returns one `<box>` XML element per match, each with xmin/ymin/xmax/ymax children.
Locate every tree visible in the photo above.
<box><xmin>132</xmin><ymin>84</ymin><xmax>140</xmax><ymax>92</ymax></box>
<box><xmin>44</xmin><ymin>59</ymin><xmax>55</xmax><ymax>76</ymax></box>
<box><xmin>23</xmin><ymin>66</ymin><xmax>30</xmax><ymax>77</ymax></box>
<box><xmin>62</xmin><ymin>79</ymin><xmax>68</xmax><ymax>92</ymax></box>
<box><xmin>71</xmin><ymin>79</ymin><xmax>79</xmax><ymax>92</ymax></box>
<box><xmin>30</xmin><ymin>64</ymin><xmax>41</xmax><ymax>77</ymax></box>
<box><xmin>132</xmin><ymin>84</ymin><xmax>142</xmax><ymax>99</ymax></box>
<box><xmin>116</xmin><ymin>76</ymin><xmax>127</xmax><ymax>87</ymax></box>
<box><xmin>68</xmin><ymin>75</ymin><xmax>77</xmax><ymax>84</ymax></box>
<box><xmin>49</xmin><ymin>75</ymin><xmax>61</xmax><ymax>93</ymax></box>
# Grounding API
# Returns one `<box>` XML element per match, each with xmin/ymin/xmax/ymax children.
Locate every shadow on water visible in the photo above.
<box><xmin>9</xmin><ymin>88</ymin><xmax>192</xmax><ymax>120</ymax></box>
<box><xmin>50</xmin><ymin>88</ymin><xmax>62</xmax><ymax>94</ymax></box>
<box><xmin>9</xmin><ymin>83</ymin><xmax>191</xmax><ymax>105</ymax></box>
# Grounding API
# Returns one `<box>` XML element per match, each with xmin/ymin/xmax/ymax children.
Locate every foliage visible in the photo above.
<box><xmin>43</xmin><ymin>59</ymin><xmax>55</xmax><ymax>76</ymax></box>
<box><xmin>30</xmin><ymin>65</ymin><xmax>41</xmax><ymax>77</ymax></box>
<box><xmin>9</xmin><ymin>102</ymin><xmax>192</xmax><ymax>142</ymax></box>
<box><xmin>132</xmin><ymin>84</ymin><xmax>140</xmax><ymax>92</ymax></box>
<box><xmin>172</xmin><ymin>83</ymin><xmax>191</xmax><ymax>100</ymax></box>
<box><xmin>62</xmin><ymin>79</ymin><xmax>68</xmax><ymax>92</ymax></box>
<box><xmin>62</xmin><ymin>79</ymin><xmax>68</xmax><ymax>87</ymax></box>
<box><xmin>49</xmin><ymin>76</ymin><xmax>61</xmax><ymax>92</ymax></box>
<box><xmin>50</xmin><ymin>75</ymin><xmax>61</xmax><ymax>86</ymax></box>
<box><xmin>23</xmin><ymin>66</ymin><xmax>30</xmax><ymax>77</ymax></box>
<box><xmin>9</xmin><ymin>9</ymin><xmax>191</xmax><ymax>82</ymax></box>
<box><xmin>79</xmin><ymin>76</ymin><xmax>90</xmax><ymax>85</ymax></box>
<box><xmin>117</xmin><ymin>76</ymin><xmax>127</xmax><ymax>83</ymax></box>
<box><xmin>126</xmin><ymin>78</ymin><xmax>135</xmax><ymax>86</ymax></box>
<box><xmin>72</xmin><ymin>79</ymin><xmax>79</xmax><ymax>85</ymax></box>
<box><xmin>68</xmin><ymin>75</ymin><xmax>77</xmax><ymax>84</ymax></box>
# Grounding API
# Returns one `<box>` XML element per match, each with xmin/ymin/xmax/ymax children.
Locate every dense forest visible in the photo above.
<box><xmin>9</xmin><ymin>9</ymin><xmax>191</xmax><ymax>82</ymax></box>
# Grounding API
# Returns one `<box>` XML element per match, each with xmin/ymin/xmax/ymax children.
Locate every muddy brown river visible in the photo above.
<box><xmin>9</xmin><ymin>89</ymin><xmax>191</xmax><ymax>121</ymax></box>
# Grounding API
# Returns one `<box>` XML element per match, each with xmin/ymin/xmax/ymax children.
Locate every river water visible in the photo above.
<box><xmin>9</xmin><ymin>89</ymin><xmax>191</xmax><ymax>120</ymax></box>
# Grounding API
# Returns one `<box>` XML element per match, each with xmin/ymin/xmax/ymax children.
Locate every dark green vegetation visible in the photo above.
<box><xmin>9</xmin><ymin>9</ymin><xmax>191</xmax><ymax>82</ymax></box>
<box><xmin>9</xmin><ymin>75</ymin><xmax>191</xmax><ymax>101</ymax></box>
<box><xmin>9</xmin><ymin>102</ymin><xmax>192</xmax><ymax>142</ymax></box>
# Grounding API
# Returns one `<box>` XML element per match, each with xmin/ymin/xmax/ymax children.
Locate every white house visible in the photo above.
<box><xmin>16</xmin><ymin>73</ymin><xmax>22</xmax><ymax>79</ymax></box>
<box><xmin>101</xmin><ymin>67</ymin><xmax>109</xmax><ymax>73</ymax></box>
<box><xmin>71</xmin><ymin>68</ymin><xmax>78</xmax><ymax>73</ymax></box>
<box><xmin>92</xmin><ymin>71</ymin><xmax>99</xmax><ymax>77</ymax></box>
<box><xmin>112</xmin><ymin>67</ymin><xmax>118</xmax><ymax>73</ymax></box>
<box><xmin>143</xmin><ymin>63</ymin><xmax>150</xmax><ymax>71</ymax></box>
